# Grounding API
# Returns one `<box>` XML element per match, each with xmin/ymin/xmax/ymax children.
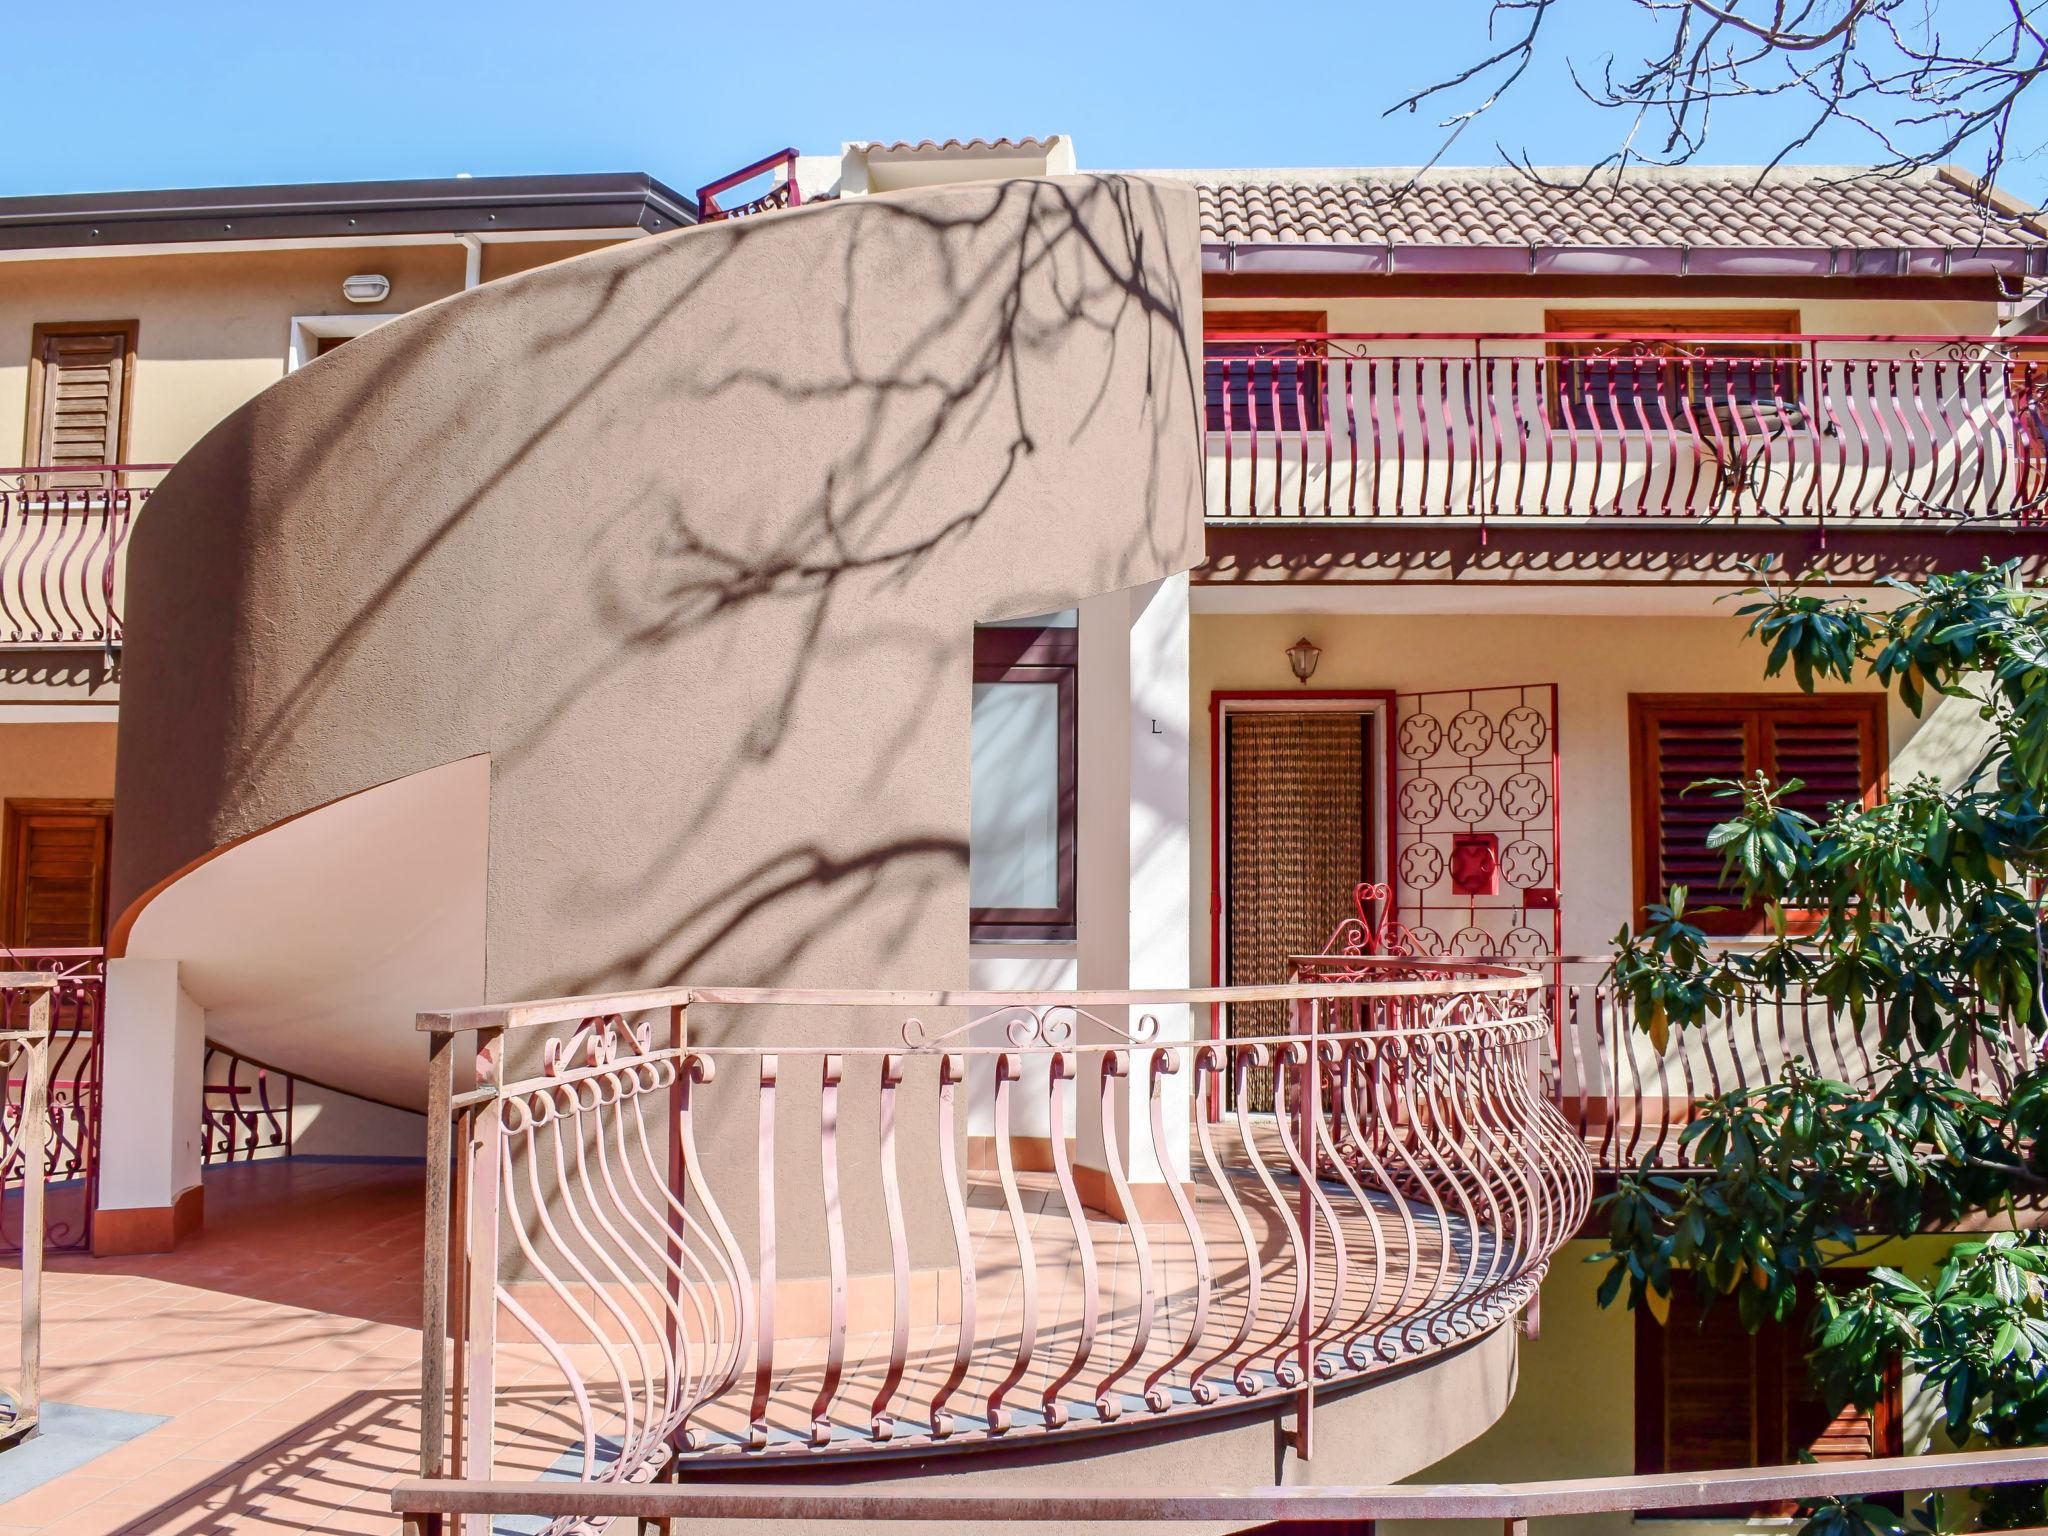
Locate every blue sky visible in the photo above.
<box><xmin>7</xmin><ymin>0</ymin><xmax>2045</xmax><ymax>200</ymax></box>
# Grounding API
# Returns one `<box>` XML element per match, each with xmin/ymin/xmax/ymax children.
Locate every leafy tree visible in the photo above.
<box><xmin>1596</xmin><ymin>563</ymin><xmax>2048</xmax><ymax>1531</ymax></box>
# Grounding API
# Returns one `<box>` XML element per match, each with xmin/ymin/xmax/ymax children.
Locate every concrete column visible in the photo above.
<box><xmin>96</xmin><ymin>958</ymin><xmax>206</xmax><ymax>1255</ymax></box>
<box><xmin>1075</xmin><ymin>574</ymin><xmax>1192</xmax><ymax>1216</ymax></box>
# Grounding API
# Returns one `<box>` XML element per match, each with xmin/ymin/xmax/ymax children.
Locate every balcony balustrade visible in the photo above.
<box><xmin>1202</xmin><ymin>333</ymin><xmax>2048</xmax><ymax>527</ymax></box>
<box><xmin>1300</xmin><ymin>949</ymin><xmax>2038</xmax><ymax>1173</ymax></box>
<box><xmin>0</xmin><ymin>465</ymin><xmax>167</xmax><ymax>649</ymax></box>
<box><xmin>417</xmin><ymin>967</ymin><xmax>1589</xmax><ymax>1520</ymax></box>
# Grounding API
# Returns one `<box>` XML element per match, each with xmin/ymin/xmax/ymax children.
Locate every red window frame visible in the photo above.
<box><xmin>970</xmin><ymin>625</ymin><xmax>1077</xmax><ymax>942</ymax></box>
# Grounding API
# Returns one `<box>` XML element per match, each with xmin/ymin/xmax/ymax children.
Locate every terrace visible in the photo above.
<box><xmin>1201</xmin><ymin>332</ymin><xmax>2048</xmax><ymax>528</ymax></box>
<box><xmin>411</xmin><ymin>968</ymin><xmax>1588</xmax><ymax>1521</ymax></box>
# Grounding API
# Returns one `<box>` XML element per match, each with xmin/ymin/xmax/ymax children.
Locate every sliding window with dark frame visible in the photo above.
<box><xmin>970</xmin><ymin>624</ymin><xmax>1077</xmax><ymax>942</ymax></box>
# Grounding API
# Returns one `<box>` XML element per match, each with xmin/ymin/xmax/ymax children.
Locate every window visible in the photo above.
<box><xmin>1546</xmin><ymin>309</ymin><xmax>1803</xmax><ymax>433</ymax></box>
<box><xmin>24</xmin><ymin>322</ymin><xmax>136</xmax><ymax>482</ymax></box>
<box><xmin>1205</xmin><ymin>310</ymin><xmax>1327</xmax><ymax>435</ymax></box>
<box><xmin>1630</xmin><ymin>694</ymin><xmax>1885</xmax><ymax>935</ymax></box>
<box><xmin>970</xmin><ymin>621</ymin><xmax>1076</xmax><ymax>941</ymax></box>
<box><xmin>3</xmin><ymin>799</ymin><xmax>112</xmax><ymax>949</ymax></box>
<box><xmin>1637</xmin><ymin>1272</ymin><xmax>1901</xmax><ymax>1518</ymax></box>
<box><xmin>286</xmin><ymin>314</ymin><xmax>395</xmax><ymax>371</ymax></box>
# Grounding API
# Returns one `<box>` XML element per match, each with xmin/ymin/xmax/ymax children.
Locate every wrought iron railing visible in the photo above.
<box><xmin>413</xmin><ymin>969</ymin><xmax>1589</xmax><ymax>1525</ymax></box>
<box><xmin>696</xmin><ymin>150</ymin><xmax>801</xmax><ymax>223</ymax></box>
<box><xmin>0</xmin><ymin>950</ymin><xmax>101</xmax><ymax>1253</ymax></box>
<box><xmin>1201</xmin><ymin>333</ymin><xmax>2048</xmax><ymax>527</ymax></box>
<box><xmin>201</xmin><ymin>1046</ymin><xmax>296</xmax><ymax>1164</ymax></box>
<box><xmin>1301</xmin><ymin>945</ymin><xmax>2037</xmax><ymax>1173</ymax></box>
<box><xmin>0</xmin><ymin>465</ymin><xmax>168</xmax><ymax>648</ymax></box>
<box><xmin>0</xmin><ymin>975</ymin><xmax>57</xmax><ymax>1442</ymax></box>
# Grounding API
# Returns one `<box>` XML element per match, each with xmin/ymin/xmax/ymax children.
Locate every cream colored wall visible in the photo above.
<box><xmin>1206</xmin><ymin>292</ymin><xmax>2001</xmax><ymax>338</ymax></box>
<box><xmin>0</xmin><ymin>720</ymin><xmax>116</xmax><ymax>809</ymax></box>
<box><xmin>1385</xmin><ymin>1237</ymin><xmax>1965</xmax><ymax>1536</ymax></box>
<box><xmin>1191</xmin><ymin>608</ymin><xmax>1973</xmax><ymax>982</ymax></box>
<box><xmin>0</xmin><ymin>238</ymin><xmax>632</xmax><ymax>469</ymax></box>
<box><xmin>479</xmin><ymin>239</ymin><xmax>617</xmax><ymax>282</ymax></box>
<box><xmin>0</xmin><ymin>245</ymin><xmax>471</xmax><ymax>465</ymax></box>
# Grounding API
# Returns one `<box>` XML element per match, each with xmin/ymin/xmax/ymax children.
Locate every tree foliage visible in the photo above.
<box><xmin>1596</xmin><ymin>563</ymin><xmax>2048</xmax><ymax>1530</ymax></box>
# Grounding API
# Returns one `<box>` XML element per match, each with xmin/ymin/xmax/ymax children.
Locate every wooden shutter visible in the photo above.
<box><xmin>1636</xmin><ymin>706</ymin><xmax>1755</xmax><ymax>922</ymax></box>
<box><xmin>1765</xmin><ymin>710</ymin><xmax>1880</xmax><ymax>832</ymax></box>
<box><xmin>25</xmin><ymin>322</ymin><xmax>135</xmax><ymax>480</ymax></box>
<box><xmin>1640</xmin><ymin>1274</ymin><xmax>1900</xmax><ymax>1517</ymax></box>
<box><xmin>1204</xmin><ymin>309</ymin><xmax>1327</xmax><ymax>434</ymax></box>
<box><xmin>1639</xmin><ymin>1276</ymin><xmax>1759</xmax><ymax>1476</ymax></box>
<box><xmin>4</xmin><ymin>800</ymin><xmax>112</xmax><ymax>949</ymax></box>
<box><xmin>1631</xmin><ymin>695</ymin><xmax>1885</xmax><ymax>935</ymax></box>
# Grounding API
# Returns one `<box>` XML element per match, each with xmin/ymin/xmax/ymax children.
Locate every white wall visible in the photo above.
<box><xmin>99</xmin><ymin>957</ymin><xmax>205</xmax><ymax>1212</ymax></box>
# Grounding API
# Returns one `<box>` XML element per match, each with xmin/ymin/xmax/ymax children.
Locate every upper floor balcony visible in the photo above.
<box><xmin>0</xmin><ymin>464</ymin><xmax>165</xmax><ymax>650</ymax></box>
<box><xmin>1201</xmin><ymin>331</ymin><xmax>2048</xmax><ymax>529</ymax></box>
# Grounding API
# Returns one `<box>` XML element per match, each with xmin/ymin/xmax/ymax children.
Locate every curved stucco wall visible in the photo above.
<box><xmin>112</xmin><ymin>174</ymin><xmax>1204</xmax><ymax>1043</ymax></box>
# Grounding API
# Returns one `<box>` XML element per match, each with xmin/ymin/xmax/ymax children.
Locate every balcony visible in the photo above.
<box><xmin>0</xmin><ymin>465</ymin><xmax>167</xmax><ymax>649</ymax></box>
<box><xmin>1202</xmin><ymin>333</ymin><xmax>2048</xmax><ymax>528</ymax></box>
<box><xmin>417</xmin><ymin>968</ymin><xmax>1589</xmax><ymax>1513</ymax></box>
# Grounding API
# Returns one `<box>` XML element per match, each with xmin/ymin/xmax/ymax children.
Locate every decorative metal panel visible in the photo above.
<box><xmin>1393</xmin><ymin>684</ymin><xmax>1561</xmax><ymax>959</ymax></box>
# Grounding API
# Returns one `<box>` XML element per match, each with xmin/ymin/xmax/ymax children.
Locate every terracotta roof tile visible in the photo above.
<box><xmin>868</xmin><ymin>137</ymin><xmax>1060</xmax><ymax>155</ymax></box>
<box><xmin>1171</xmin><ymin>166</ymin><xmax>2043</xmax><ymax>249</ymax></box>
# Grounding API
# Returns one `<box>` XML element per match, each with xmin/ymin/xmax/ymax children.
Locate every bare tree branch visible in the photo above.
<box><xmin>1389</xmin><ymin>0</ymin><xmax>2048</xmax><ymax>214</ymax></box>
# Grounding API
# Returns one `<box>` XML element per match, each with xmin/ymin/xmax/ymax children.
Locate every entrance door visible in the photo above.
<box><xmin>1215</xmin><ymin>694</ymin><xmax>1391</xmax><ymax>1106</ymax></box>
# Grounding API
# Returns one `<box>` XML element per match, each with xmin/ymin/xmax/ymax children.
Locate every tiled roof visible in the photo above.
<box><xmin>1166</xmin><ymin>166</ymin><xmax>2044</xmax><ymax>249</ymax></box>
<box><xmin>868</xmin><ymin>137</ymin><xmax>1061</xmax><ymax>155</ymax></box>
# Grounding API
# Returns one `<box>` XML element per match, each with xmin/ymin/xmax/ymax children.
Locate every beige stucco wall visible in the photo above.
<box><xmin>112</xmin><ymin>173</ymin><xmax>1206</xmax><ymax>1288</ymax></box>
<box><xmin>1191</xmin><ymin>607</ymin><xmax>1982</xmax><ymax>980</ymax></box>
<box><xmin>0</xmin><ymin>239</ymin><xmax>621</xmax><ymax>468</ymax></box>
<box><xmin>0</xmin><ymin>720</ymin><xmax>116</xmax><ymax>808</ymax></box>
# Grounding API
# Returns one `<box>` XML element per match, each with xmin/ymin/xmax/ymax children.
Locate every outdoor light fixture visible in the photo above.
<box><xmin>342</xmin><ymin>273</ymin><xmax>391</xmax><ymax>304</ymax></box>
<box><xmin>1286</xmin><ymin>636</ymin><xmax>1322</xmax><ymax>685</ymax></box>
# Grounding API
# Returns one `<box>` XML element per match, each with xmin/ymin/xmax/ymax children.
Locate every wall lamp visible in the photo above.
<box><xmin>1285</xmin><ymin>636</ymin><xmax>1322</xmax><ymax>685</ymax></box>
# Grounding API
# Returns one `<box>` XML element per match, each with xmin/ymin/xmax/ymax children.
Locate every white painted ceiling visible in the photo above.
<box><xmin>122</xmin><ymin>756</ymin><xmax>489</xmax><ymax>1111</ymax></box>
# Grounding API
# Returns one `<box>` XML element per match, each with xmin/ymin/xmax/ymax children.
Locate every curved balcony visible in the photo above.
<box><xmin>420</xmin><ymin>966</ymin><xmax>1591</xmax><ymax>1511</ymax></box>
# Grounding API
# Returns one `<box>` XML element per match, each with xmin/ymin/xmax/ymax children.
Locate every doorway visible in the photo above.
<box><xmin>1213</xmin><ymin>693</ymin><xmax>1393</xmax><ymax>1102</ymax></box>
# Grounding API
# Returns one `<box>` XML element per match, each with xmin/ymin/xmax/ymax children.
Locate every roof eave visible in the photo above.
<box><xmin>0</xmin><ymin>173</ymin><xmax>698</xmax><ymax>255</ymax></box>
<box><xmin>1204</xmin><ymin>242</ymin><xmax>2048</xmax><ymax>279</ymax></box>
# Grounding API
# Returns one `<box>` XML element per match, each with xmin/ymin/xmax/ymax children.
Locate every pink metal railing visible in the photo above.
<box><xmin>416</xmin><ymin>970</ymin><xmax>1589</xmax><ymax>1523</ymax></box>
<box><xmin>1293</xmin><ymin>947</ymin><xmax>2039</xmax><ymax>1173</ymax></box>
<box><xmin>1202</xmin><ymin>333</ymin><xmax>2048</xmax><ymax>527</ymax></box>
<box><xmin>1538</xmin><ymin>958</ymin><xmax>2038</xmax><ymax>1171</ymax></box>
<box><xmin>201</xmin><ymin>1045</ymin><xmax>296</xmax><ymax>1164</ymax></box>
<box><xmin>0</xmin><ymin>976</ymin><xmax>59</xmax><ymax>1442</ymax></box>
<box><xmin>696</xmin><ymin>150</ymin><xmax>802</xmax><ymax>223</ymax></box>
<box><xmin>0</xmin><ymin>466</ymin><xmax>167</xmax><ymax>647</ymax></box>
<box><xmin>0</xmin><ymin>950</ymin><xmax>102</xmax><ymax>1253</ymax></box>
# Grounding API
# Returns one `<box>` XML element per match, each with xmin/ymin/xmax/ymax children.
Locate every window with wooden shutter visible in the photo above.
<box><xmin>3</xmin><ymin>799</ymin><xmax>112</xmax><ymax>949</ymax></box>
<box><xmin>23</xmin><ymin>322</ymin><xmax>136</xmax><ymax>483</ymax></box>
<box><xmin>1630</xmin><ymin>694</ymin><xmax>1885</xmax><ymax>935</ymax></box>
<box><xmin>1545</xmin><ymin>308</ymin><xmax>1802</xmax><ymax>432</ymax></box>
<box><xmin>1204</xmin><ymin>309</ymin><xmax>1327</xmax><ymax>434</ymax></box>
<box><xmin>1638</xmin><ymin>1272</ymin><xmax>1901</xmax><ymax>1518</ymax></box>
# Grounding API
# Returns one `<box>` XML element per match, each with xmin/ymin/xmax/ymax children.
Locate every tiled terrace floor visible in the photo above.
<box><xmin>0</xmin><ymin>1159</ymin><xmax>428</xmax><ymax>1535</ymax></box>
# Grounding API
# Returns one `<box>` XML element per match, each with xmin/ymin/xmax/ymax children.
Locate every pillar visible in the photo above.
<box><xmin>1075</xmin><ymin>573</ymin><xmax>1192</xmax><ymax>1217</ymax></box>
<box><xmin>95</xmin><ymin>958</ymin><xmax>206</xmax><ymax>1255</ymax></box>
